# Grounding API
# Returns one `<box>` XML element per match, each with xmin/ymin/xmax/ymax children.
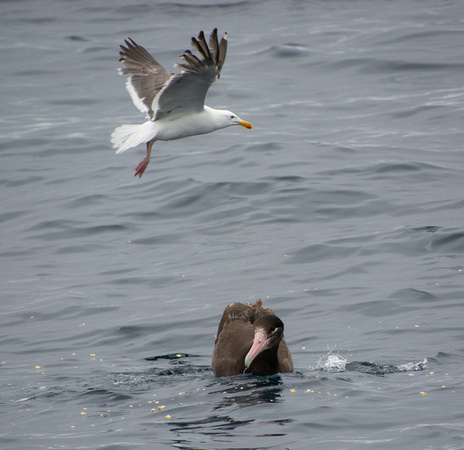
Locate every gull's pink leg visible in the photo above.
<box><xmin>134</xmin><ymin>139</ymin><xmax>156</xmax><ymax>178</ymax></box>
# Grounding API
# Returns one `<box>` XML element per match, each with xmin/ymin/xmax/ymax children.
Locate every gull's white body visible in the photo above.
<box><xmin>112</xmin><ymin>106</ymin><xmax>244</xmax><ymax>154</ymax></box>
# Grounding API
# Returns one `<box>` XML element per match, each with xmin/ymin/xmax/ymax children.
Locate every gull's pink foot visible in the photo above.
<box><xmin>134</xmin><ymin>158</ymin><xmax>150</xmax><ymax>177</ymax></box>
<box><xmin>134</xmin><ymin>139</ymin><xmax>155</xmax><ymax>178</ymax></box>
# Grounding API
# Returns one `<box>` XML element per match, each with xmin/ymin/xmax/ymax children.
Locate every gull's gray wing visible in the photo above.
<box><xmin>155</xmin><ymin>28</ymin><xmax>227</xmax><ymax>120</ymax></box>
<box><xmin>118</xmin><ymin>29</ymin><xmax>227</xmax><ymax>122</ymax></box>
<box><xmin>118</xmin><ymin>38</ymin><xmax>173</xmax><ymax>120</ymax></box>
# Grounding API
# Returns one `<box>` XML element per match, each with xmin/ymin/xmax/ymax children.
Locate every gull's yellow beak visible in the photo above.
<box><xmin>237</xmin><ymin>119</ymin><xmax>253</xmax><ymax>130</ymax></box>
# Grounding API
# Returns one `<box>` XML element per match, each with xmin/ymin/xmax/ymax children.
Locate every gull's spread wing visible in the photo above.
<box><xmin>118</xmin><ymin>29</ymin><xmax>227</xmax><ymax>121</ymax></box>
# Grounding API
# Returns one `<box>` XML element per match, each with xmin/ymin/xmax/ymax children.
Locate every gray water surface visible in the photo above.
<box><xmin>1</xmin><ymin>0</ymin><xmax>464</xmax><ymax>449</ymax></box>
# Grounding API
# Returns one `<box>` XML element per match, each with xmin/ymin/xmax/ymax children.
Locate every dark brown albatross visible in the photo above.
<box><xmin>212</xmin><ymin>299</ymin><xmax>293</xmax><ymax>377</ymax></box>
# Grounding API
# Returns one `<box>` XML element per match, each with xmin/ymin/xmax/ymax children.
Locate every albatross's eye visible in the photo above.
<box><xmin>270</xmin><ymin>326</ymin><xmax>277</xmax><ymax>333</ymax></box>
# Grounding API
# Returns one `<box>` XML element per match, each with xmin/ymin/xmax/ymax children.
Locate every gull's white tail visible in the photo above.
<box><xmin>111</xmin><ymin>121</ymin><xmax>156</xmax><ymax>154</ymax></box>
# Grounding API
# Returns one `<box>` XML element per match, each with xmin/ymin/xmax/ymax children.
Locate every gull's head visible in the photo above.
<box><xmin>231</xmin><ymin>113</ymin><xmax>252</xmax><ymax>130</ymax></box>
<box><xmin>217</xmin><ymin>110</ymin><xmax>252</xmax><ymax>130</ymax></box>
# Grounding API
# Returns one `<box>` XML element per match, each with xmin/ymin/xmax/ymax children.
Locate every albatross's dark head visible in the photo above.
<box><xmin>244</xmin><ymin>315</ymin><xmax>284</xmax><ymax>370</ymax></box>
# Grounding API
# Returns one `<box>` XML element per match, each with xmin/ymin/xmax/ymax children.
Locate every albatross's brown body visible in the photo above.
<box><xmin>212</xmin><ymin>299</ymin><xmax>293</xmax><ymax>377</ymax></box>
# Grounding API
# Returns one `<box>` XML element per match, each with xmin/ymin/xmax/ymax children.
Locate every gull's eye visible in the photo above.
<box><xmin>230</xmin><ymin>115</ymin><xmax>235</xmax><ymax>119</ymax></box>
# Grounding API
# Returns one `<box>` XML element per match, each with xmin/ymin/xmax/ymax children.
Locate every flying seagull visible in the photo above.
<box><xmin>111</xmin><ymin>28</ymin><xmax>253</xmax><ymax>177</ymax></box>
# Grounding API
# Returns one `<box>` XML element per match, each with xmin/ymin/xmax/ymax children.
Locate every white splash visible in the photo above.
<box><xmin>317</xmin><ymin>353</ymin><xmax>348</xmax><ymax>372</ymax></box>
<box><xmin>397</xmin><ymin>358</ymin><xmax>427</xmax><ymax>372</ymax></box>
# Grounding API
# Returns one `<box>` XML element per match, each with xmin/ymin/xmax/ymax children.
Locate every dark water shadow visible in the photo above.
<box><xmin>209</xmin><ymin>374</ymin><xmax>285</xmax><ymax>410</ymax></box>
<box><xmin>166</xmin><ymin>374</ymin><xmax>293</xmax><ymax>449</ymax></box>
<box><xmin>145</xmin><ymin>354</ymin><xmax>288</xmax><ymax>408</ymax></box>
<box><xmin>143</xmin><ymin>355</ymin><xmax>294</xmax><ymax>446</ymax></box>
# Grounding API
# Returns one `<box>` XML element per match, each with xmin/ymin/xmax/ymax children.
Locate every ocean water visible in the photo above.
<box><xmin>1</xmin><ymin>0</ymin><xmax>464</xmax><ymax>448</ymax></box>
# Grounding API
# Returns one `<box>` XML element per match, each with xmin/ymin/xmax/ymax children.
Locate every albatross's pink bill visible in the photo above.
<box><xmin>244</xmin><ymin>330</ymin><xmax>267</xmax><ymax>368</ymax></box>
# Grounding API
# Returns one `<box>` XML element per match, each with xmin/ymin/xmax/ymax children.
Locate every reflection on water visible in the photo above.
<box><xmin>156</xmin><ymin>375</ymin><xmax>290</xmax><ymax>448</ymax></box>
<box><xmin>169</xmin><ymin>414</ymin><xmax>254</xmax><ymax>436</ymax></box>
<box><xmin>168</xmin><ymin>376</ymin><xmax>292</xmax><ymax>448</ymax></box>
<box><xmin>210</xmin><ymin>375</ymin><xmax>284</xmax><ymax>409</ymax></box>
